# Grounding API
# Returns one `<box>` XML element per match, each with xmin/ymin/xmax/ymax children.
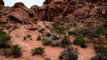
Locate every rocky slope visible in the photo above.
<box><xmin>0</xmin><ymin>0</ymin><xmax>107</xmax><ymax>25</ymax></box>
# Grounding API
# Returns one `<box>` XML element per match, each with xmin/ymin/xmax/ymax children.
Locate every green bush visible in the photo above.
<box><xmin>68</xmin><ymin>31</ymin><xmax>78</xmax><ymax>36</ymax></box>
<box><xmin>45</xmin><ymin>32</ymin><xmax>52</xmax><ymax>37</ymax></box>
<box><xmin>60</xmin><ymin>36</ymin><xmax>72</xmax><ymax>48</ymax></box>
<box><xmin>68</xmin><ymin>27</ymin><xmax>98</xmax><ymax>39</ymax></box>
<box><xmin>59</xmin><ymin>47</ymin><xmax>78</xmax><ymax>60</ymax></box>
<box><xmin>51</xmin><ymin>42</ymin><xmax>61</xmax><ymax>47</ymax></box>
<box><xmin>42</xmin><ymin>37</ymin><xmax>52</xmax><ymax>45</ymax></box>
<box><xmin>103</xmin><ymin>23</ymin><xmax>107</xmax><ymax>30</ymax></box>
<box><xmin>11</xmin><ymin>45</ymin><xmax>22</xmax><ymax>58</ymax></box>
<box><xmin>73</xmin><ymin>36</ymin><xmax>87</xmax><ymax>48</ymax></box>
<box><xmin>51</xmin><ymin>35</ymin><xmax>60</xmax><ymax>40</ymax></box>
<box><xmin>39</xmin><ymin>28</ymin><xmax>45</xmax><ymax>33</ymax></box>
<box><xmin>91</xmin><ymin>53</ymin><xmax>107</xmax><ymax>60</ymax></box>
<box><xmin>51</xmin><ymin>22</ymin><xmax>65</xmax><ymax>34</ymax></box>
<box><xmin>32</xmin><ymin>47</ymin><xmax>45</xmax><ymax>56</ymax></box>
<box><xmin>92</xmin><ymin>40</ymin><xmax>107</xmax><ymax>60</ymax></box>
<box><xmin>92</xmin><ymin>46</ymin><xmax>107</xmax><ymax>60</ymax></box>
<box><xmin>0</xmin><ymin>29</ymin><xmax>10</xmax><ymax>48</ymax></box>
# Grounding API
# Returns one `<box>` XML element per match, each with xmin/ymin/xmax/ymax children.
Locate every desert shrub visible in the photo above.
<box><xmin>59</xmin><ymin>47</ymin><xmax>78</xmax><ymax>60</ymax></box>
<box><xmin>51</xmin><ymin>22</ymin><xmax>65</xmax><ymax>34</ymax></box>
<box><xmin>32</xmin><ymin>47</ymin><xmax>44</xmax><ymax>56</ymax></box>
<box><xmin>69</xmin><ymin>27</ymin><xmax>98</xmax><ymax>39</ymax></box>
<box><xmin>68</xmin><ymin>31</ymin><xmax>78</xmax><ymax>36</ymax></box>
<box><xmin>39</xmin><ymin>28</ymin><xmax>45</xmax><ymax>33</ymax></box>
<box><xmin>45</xmin><ymin>32</ymin><xmax>52</xmax><ymax>37</ymax></box>
<box><xmin>0</xmin><ymin>29</ymin><xmax>10</xmax><ymax>48</ymax></box>
<box><xmin>11</xmin><ymin>45</ymin><xmax>22</xmax><ymax>58</ymax></box>
<box><xmin>73</xmin><ymin>36</ymin><xmax>87</xmax><ymax>48</ymax></box>
<box><xmin>51</xmin><ymin>35</ymin><xmax>60</xmax><ymax>40</ymax></box>
<box><xmin>91</xmin><ymin>40</ymin><xmax>107</xmax><ymax>60</ymax></box>
<box><xmin>60</xmin><ymin>36</ymin><xmax>72</xmax><ymax>48</ymax></box>
<box><xmin>51</xmin><ymin>42</ymin><xmax>61</xmax><ymax>47</ymax></box>
<box><xmin>42</xmin><ymin>37</ymin><xmax>52</xmax><ymax>45</ymax></box>
<box><xmin>92</xmin><ymin>46</ymin><xmax>107</xmax><ymax>60</ymax></box>
<box><xmin>103</xmin><ymin>23</ymin><xmax>107</xmax><ymax>29</ymax></box>
<box><xmin>91</xmin><ymin>53</ymin><xmax>107</xmax><ymax>60</ymax></box>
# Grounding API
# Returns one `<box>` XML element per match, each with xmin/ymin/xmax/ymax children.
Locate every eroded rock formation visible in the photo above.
<box><xmin>0</xmin><ymin>0</ymin><xmax>107</xmax><ymax>26</ymax></box>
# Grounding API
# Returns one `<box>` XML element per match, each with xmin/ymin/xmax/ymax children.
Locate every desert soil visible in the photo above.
<box><xmin>0</xmin><ymin>21</ymin><xmax>95</xmax><ymax>60</ymax></box>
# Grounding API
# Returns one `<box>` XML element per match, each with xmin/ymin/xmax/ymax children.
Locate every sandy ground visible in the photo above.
<box><xmin>0</xmin><ymin>21</ymin><xmax>95</xmax><ymax>60</ymax></box>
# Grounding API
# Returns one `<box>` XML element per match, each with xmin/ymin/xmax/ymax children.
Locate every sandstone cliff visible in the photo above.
<box><xmin>0</xmin><ymin>0</ymin><xmax>107</xmax><ymax>27</ymax></box>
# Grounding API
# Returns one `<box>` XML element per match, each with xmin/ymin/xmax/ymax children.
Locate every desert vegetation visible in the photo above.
<box><xmin>91</xmin><ymin>40</ymin><xmax>107</xmax><ymax>60</ymax></box>
<box><xmin>73</xmin><ymin>36</ymin><xmax>87</xmax><ymax>48</ymax></box>
<box><xmin>59</xmin><ymin>46</ymin><xmax>78</xmax><ymax>60</ymax></box>
<box><xmin>32</xmin><ymin>47</ymin><xmax>45</xmax><ymax>56</ymax></box>
<box><xmin>0</xmin><ymin>29</ymin><xmax>10</xmax><ymax>48</ymax></box>
<box><xmin>11</xmin><ymin>45</ymin><xmax>22</xmax><ymax>58</ymax></box>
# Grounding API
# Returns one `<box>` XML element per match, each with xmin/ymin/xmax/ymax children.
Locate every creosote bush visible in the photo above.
<box><xmin>42</xmin><ymin>37</ymin><xmax>53</xmax><ymax>45</ymax></box>
<box><xmin>73</xmin><ymin>36</ymin><xmax>87</xmax><ymax>48</ymax></box>
<box><xmin>32</xmin><ymin>47</ymin><xmax>45</xmax><ymax>56</ymax></box>
<box><xmin>59</xmin><ymin>46</ymin><xmax>78</xmax><ymax>60</ymax></box>
<box><xmin>11</xmin><ymin>45</ymin><xmax>22</xmax><ymax>58</ymax></box>
<box><xmin>68</xmin><ymin>27</ymin><xmax>99</xmax><ymax>39</ymax></box>
<box><xmin>0</xmin><ymin>29</ymin><xmax>10</xmax><ymax>48</ymax></box>
<box><xmin>51</xmin><ymin>22</ymin><xmax>65</xmax><ymax>34</ymax></box>
<box><xmin>91</xmin><ymin>40</ymin><xmax>107</xmax><ymax>60</ymax></box>
<box><xmin>51</xmin><ymin>35</ymin><xmax>60</xmax><ymax>41</ymax></box>
<box><xmin>60</xmin><ymin>36</ymin><xmax>72</xmax><ymax>48</ymax></box>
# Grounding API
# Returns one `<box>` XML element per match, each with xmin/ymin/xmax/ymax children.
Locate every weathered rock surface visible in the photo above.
<box><xmin>0</xmin><ymin>0</ymin><xmax>107</xmax><ymax>26</ymax></box>
<box><xmin>0</xmin><ymin>2</ymin><xmax>36</xmax><ymax>24</ymax></box>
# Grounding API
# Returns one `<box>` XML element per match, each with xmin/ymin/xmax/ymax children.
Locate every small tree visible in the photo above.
<box><xmin>59</xmin><ymin>47</ymin><xmax>78</xmax><ymax>60</ymax></box>
<box><xmin>32</xmin><ymin>47</ymin><xmax>45</xmax><ymax>56</ymax></box>
<box><xmin>11</xmin><ymin>45</ymin><xmax>22</xmax><ymax>58</ymax></box>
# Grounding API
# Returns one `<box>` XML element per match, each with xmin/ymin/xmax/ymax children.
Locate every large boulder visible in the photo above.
<box><xmin>75</xmin><ymin>7</ymin><xmax>90</xmax><ymax>19</ymax></box>
<box><xmin>0</xmin><ymin>2</ymin><xmax>36</xmax><ymax>24</ymax></box>
<box><xmin>10</xmin><ymin>8</ymin><xmax>30</xmax><ymax>23</ymax></box>
<box><xmin>13</xmin><ymin>2</ymin><xmax>27</xmax><ymax>8</ymax></box>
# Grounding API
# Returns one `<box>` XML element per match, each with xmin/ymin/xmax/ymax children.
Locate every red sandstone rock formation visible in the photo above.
<box><xmin>0</xmin><ymin>0</ymin><xmax>107</xmax><ymax>26</ymax></box>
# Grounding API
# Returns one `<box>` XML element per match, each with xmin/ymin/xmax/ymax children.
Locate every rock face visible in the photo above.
<box><xmin>31</xmin><ymin>0</ymin><xmax>107</xmax><ymax>23</ymax></box>
<box><xmin>0</xmin><ymin>0</ymin><xmax>107</xmax><ymax>26</ymax></box>
<box><xmin>31</xmin><ymin>0</ymin><xmax>107</xmax><ymax>27</ymax></box>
